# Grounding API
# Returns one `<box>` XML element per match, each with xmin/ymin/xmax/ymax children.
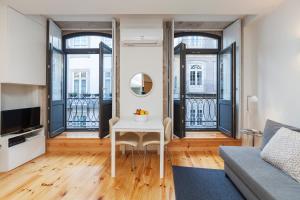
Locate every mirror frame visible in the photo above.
<box><xmin>129</xmin><ymin>72</ymin><xmax>153</xmax><ymax>97</ymax></box>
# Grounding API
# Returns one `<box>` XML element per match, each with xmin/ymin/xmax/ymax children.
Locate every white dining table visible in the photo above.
<box><xmin>111</xmin><ymin>118</ymin><xmax>164</xmax><ymax>179</ymax></box>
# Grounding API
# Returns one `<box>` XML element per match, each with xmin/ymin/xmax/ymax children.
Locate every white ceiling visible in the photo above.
<box><xmin>6</xmin><ymin>0</ymin><xmax>283</xmax><ymax>16</ymax></box>
<box><xmin>48</xmin><ymin>14</ymin><xmax>242</xmax><ymax>23</ymax></box>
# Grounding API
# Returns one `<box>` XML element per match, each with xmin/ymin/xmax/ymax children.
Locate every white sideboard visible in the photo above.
<box><xmin>0</xmin><ymin>128</ymin><xmax>45</xmax><ymax>172</ymax></box>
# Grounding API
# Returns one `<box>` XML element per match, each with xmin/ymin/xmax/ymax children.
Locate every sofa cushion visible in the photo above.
<box><xmin>220</xmin><ymin>146</ymin><xmax>300</xmax><ymax>200</ymax></box>
<box><xmin>261</xmin><ymin>119</ymin><xmax>300</xmax><ymax>149</ymax></box>
<box><xmin>261</xmin><ymin>127</ymin><xmax>300</xmax><ymax>183</ymax></box>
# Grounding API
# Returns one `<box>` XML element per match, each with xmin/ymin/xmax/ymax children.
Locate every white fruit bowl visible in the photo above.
<box><xmin>134</xmin><ymin>114</ymin><xmax>148</xmax><ymax>122</ymax></box>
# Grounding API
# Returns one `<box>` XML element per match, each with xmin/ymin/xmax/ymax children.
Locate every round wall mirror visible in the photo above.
<box><xmin>130</xmin><ymin>73</ymin><xmax>153</xmax><ymax>96</ymax></box>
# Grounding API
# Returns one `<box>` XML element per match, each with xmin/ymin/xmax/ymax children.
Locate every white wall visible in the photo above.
<box><xmin>0</xmin><ymin>6</ymin><xmax>46</xmax><ymax>86</ymax></box>
<box><xmin>119</xmin><ymin>18</ymin><xmax>163</xmax><ymax>119</ymax></box>
<box><xmin>243</xmin><ymin>0</ymin><xmax>300</xmax><ymax>130</ymax></box>
<box><xmin>0</xmin><ymin>2</ymin><xmax>7</xmax><ymax>83</ymax></box>
<box><xmin>1</xmin><ymin>84</ymin><xmax>40</xmax><ymax>110</ymax></box>
<box><xmin>243</xmin><ymin>16</ymin><xmax>259</xmax><ymax>129</ymax></box>
<box><xmin>223</xmin><ymin>19</ymin><xmax>242</xmax><ymax>137</ymax></box>
<box><xmin>0</xmin><ymin>83</ymin><xmax>47</xmax><ymax>136</ymax></box>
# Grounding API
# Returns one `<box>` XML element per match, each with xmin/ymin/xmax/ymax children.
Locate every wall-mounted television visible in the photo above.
<box><xmin>1</xmin><ymin>107</ymin><xmax>41</xmax><ymax>136</ymax></box>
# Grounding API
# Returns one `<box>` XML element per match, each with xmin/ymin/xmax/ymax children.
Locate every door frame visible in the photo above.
<box><xmin>62</xmin><ymin>32</ymin><xmax>112</xmax><ymax>132</ymax></box>
<box><xmin>173</xmin><ymin>33</ymin><xmax>222</xmax><ymax>136</ymax></box>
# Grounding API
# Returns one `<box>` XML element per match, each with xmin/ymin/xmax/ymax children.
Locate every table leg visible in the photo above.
<box><xmin>111</xmin><ymin>129</ymin><xmax>116</xmax><ymax>177</ymax></box>
<box><xmin>160</xmin><ymin>130</ymin><xmax>164</xmax><ymax>179</ymax></box>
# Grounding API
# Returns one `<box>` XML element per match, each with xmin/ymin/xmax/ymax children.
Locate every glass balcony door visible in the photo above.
<box><xmin>99</xmin><ymin>42</ymin><xmax>112</xmax><ymax>138</ymax></box>
<box><xmin>218</xmin><ymin>43</ymin><xmax>236</xmax><ymax>137</ymax></box>
<box><xmin>48</xmin><ymin>46</ymin><xmax>66</xmax><ymax>137</ymax></box>
<box><xmin>48</xmin><ymin>20</ymin><xmax>66</xmax><ymax>138</ymax></box>
<box><xmin>173</xmin><ymin>43</ymin><xmax>186</xmax><ymax>138</ymax></box>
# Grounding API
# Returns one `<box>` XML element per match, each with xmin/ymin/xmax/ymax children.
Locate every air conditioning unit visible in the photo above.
<box><xmin>121</xmin><ymin>38</ymin><xmax>162</xmax><ymax>47</ymax></box>
<box><xmin>121</xmin><ymin>28</ymin><xmax>163</xmax><ymax>47</ymax></box>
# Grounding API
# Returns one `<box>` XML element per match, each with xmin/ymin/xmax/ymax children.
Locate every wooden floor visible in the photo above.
<box><xmin>55</xmin><ymin>132</ymin><xmax>99</xmax><ymax>139</ymax></box>
<box><xmin>185</xmin><ymin>131</ymin><xmax>229</xmax><ymax>139</ymax></box>
<box><xmin>0</xmin><ymin>151</ymin><xmax>224</xmax><ymax>200</ymax></box>
<box><xmin>56</xmin><ymin>131</ymin><xmax>229</xmax><ymax>139</ymax></box>
<box><xmin>1</xmin><ymin>132</ymin><xmax>239</xmax><ymax>199</ymax></box>
<box><xmin>47</xmin><ymin>132</ymin><xmax>241</xmax><ymax>154</ymax></box>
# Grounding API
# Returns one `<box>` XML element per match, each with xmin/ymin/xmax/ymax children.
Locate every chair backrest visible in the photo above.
<box><xmin>109</xmin><ymin>117</ymin><xmax>119</xmax><ymax>135</ymax></box>
<box><xmin>164</xmin><ymin>117</ymin><xmax>172</xmax><ymax>143</ymax></box>
<box><xmin>163</xmin><ymin>117</ymin><xmax>169</xmax><ymax>128</ymax></box>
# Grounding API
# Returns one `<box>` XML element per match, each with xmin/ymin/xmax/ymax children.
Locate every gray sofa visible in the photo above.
<box><xmin>220</xmin><ymin>120</ymin><xmax>300</xmax><ymax>200</ymax></box>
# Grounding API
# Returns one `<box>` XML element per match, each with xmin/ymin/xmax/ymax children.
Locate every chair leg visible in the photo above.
<box><xmin>165</xmin><ymin>145</ymin><xmax>169</xmax><ymax>160</ymax></box>
<box><xmin>121</xmin><ymin>145</ymin><xmax>126</xmax><ymax>155</ymax></box>
<box><xmin>131</xmin><ymin>146</ymin><xmax>135</xmax><ymax>171</ymax></box>
<box><xmin>165</xmin><ymin>145</ymin><xmax>170</xmax><ymax>166</ymax></box>
<box><xmin>143</xmin><ymin>146</ymin><xmax>147</xmax><ymax>171</ymax></box>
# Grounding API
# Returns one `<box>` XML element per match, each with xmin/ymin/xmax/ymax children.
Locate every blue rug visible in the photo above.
<box><xmin>172</xmin><ymin>166</ymin><xmax>245</xmax><ymax>200</ymax></box>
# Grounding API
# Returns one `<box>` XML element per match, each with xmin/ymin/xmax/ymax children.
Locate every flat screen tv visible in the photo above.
<box><xmin>1</xmin><ymin>107</ymin><xmax>41</xmax><ymax>136</ymax></box>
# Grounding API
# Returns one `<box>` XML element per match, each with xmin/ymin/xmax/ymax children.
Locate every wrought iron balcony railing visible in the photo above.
<box><xmin>185</xmin><ymin>94</ymin><xmax>217</xmax><ymax>129</ymax></box>
<box><xmin>67</xmin><ymin>92</ymin><xmax>216</xmax><ymax>130</ymax></box>
<box><xmin>67</xmin><ymin>93</ymin><xmax>100</xmax><ymax>129</ymax></box>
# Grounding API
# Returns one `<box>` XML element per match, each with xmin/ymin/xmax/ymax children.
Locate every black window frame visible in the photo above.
<box><xmin>174</xmin><ymin>32</ymin><xmax>222</xmax><ymax>54</ymax></box>
<box><xmin>63</xmin><ymin>32</ymin><xmax>112</xmax><ymax>54</ymax></box>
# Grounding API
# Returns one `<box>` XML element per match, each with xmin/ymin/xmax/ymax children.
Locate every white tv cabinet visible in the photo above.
<box><xmin>0</xmin><ymin>128</ymin><xmax>45</xmax><ymax>172</ymax></box>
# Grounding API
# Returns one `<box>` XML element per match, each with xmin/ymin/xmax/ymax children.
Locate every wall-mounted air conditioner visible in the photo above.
<box><xmin>121</xmin><ymin>38</ymin><xmax>162</xmax><ymax>47</ymax></box>
<box><xmin>120</xmin><ymin>28</ymin><xmax>163</xmax><ymax>47</ymax></box>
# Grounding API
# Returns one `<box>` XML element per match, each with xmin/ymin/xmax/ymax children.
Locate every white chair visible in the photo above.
<box><xmin>109</xmin><ymin>117</ymin><xmax>139</xmax><ymax>171</ymax></box>
<box><xmin>141</xmin><ymin>117</ymin><xmax>172</xmax><ymax>165</ymax></box>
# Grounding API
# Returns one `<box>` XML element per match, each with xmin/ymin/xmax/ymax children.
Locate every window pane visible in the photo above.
<box><xmin>103</xmin><ymin>54</ymin><xmax>112</xmax><ymax>99</ymax></box>
<box><xmin>66</xmin><ymin>36</ymin><xmax>112</xmax><ymax>49</ymax></box>
<box><xmin>173</xmin><ymin>54</ymin><xmax>180</xmax><ymax>99</ymax></box>
<box><xmin>220</xmin><ymin>52</ymin><xmax>232</xmax><ymax>100</ymax></box>
<box><xmin>52</xmin><ymin>35</ymin><xmax>62</xmax><ymax>50</ymax></box>
<box><xmin>52</xmin><ymin>51</ymin><xmax>63</xmax><ymax>101</ymax></box>
<box><xmin>74</xmin><ymin>80</ymin><xmax>79</xmax><ymax>94</ymax></box>
<box><xmin>81</xmin><ymin>79</ymin><xmax>87</xmax><ymax>94</ymax></box>
<box><xmin>74</xmin><ymin>72</ymin><xmax>80</xmax><ymax>79</ymax></box>
<box><xmin>190</xmin><ymin>71</ymin><xmax>195</xmax><ymax>85</ymax></box>
<box><xmin>49</xmin><ymin>21</ymin><xmax>62</xmax><ymax>50</ymax></box>
<box><xmin>174</xmin><ymin>36</ymin><xmax>218</xmax><ymax>49</ymax></box>
<box><xmin>197</xmin><ymin>71</ymin><xmax>202</xmax><ymax>86</ymax></box>
<box><xmin>81</xmin><ymin>72</ymin><xmax>87</xmax><ymax>79</ymax></box>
